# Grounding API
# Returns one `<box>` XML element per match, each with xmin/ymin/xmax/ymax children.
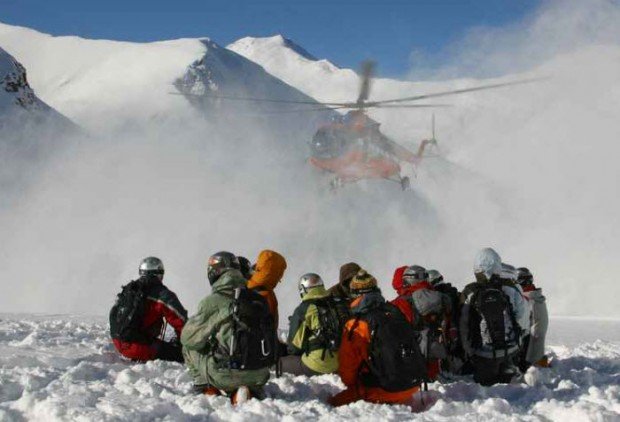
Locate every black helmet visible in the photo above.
<box><xmin>516</xmin><ymin>267</ymin><xmax>534</xmax><ymax>286</ymax></box>
<box><xmin>238</xmin><ymin>256</ymin><xmax>252</xmax><ymax>280</ymax></box>
<box><xmin>402</xmin><ymin>265</ymin><xmax>428</xmax><ymax>286</ymax></box>
<box><xmin>207</xmin><ymin>251</ymin><xmax>240</xmax><ymax>285</ymax></box>
<box><xmin>139</xmin><ymin>257</ymin><xmax>164</xmax><ymax>278</ymax></box>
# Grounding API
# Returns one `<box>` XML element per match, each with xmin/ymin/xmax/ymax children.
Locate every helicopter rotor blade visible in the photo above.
<box><xmin>369</xmin><ymin>104</ymin><xmax>452</xmax><ymax>109</ymax></box>
<box><xmin>244</xmin><ymin>106</ymin><xmax>350</xmax><ymax>115</ymax></box>
<box><xmin>365</xmin><ymin>77</ymin><xmax>545</xmax><ymax>106</ymax></box>
<box><xmin>169</xmin><ymin>91</ymin><xmax>350</xmax><ymax>107</ymax></box>
<box><xmin>356</xmin><ymin>60</ymin><xmax>376</xmax><ymax>106</ymax></box>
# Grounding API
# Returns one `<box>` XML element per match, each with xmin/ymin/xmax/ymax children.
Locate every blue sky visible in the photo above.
<box><xmin>1</xmin><ymin>0</ymin><xmax>540</xmax><ymax>77</ymax></box>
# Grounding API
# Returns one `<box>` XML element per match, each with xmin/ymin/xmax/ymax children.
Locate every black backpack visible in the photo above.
<box><xmin>469</xmin><ymin>282</ymin><xmax>521</xmax><ymax>353</ymax></box>
<box><xmin>356</xmin><ymin>303</ymin><xmax>427</xmax><ymax>392</ymax></box>
<box><xmin>217</xmin><ymin>287</ymin><xmax>277</xmax><ymax>370</ymax></box>
<box><xmin>303</xmin><ymin>296</ymin><xmax>351</xmax><ymax>356</ymax></box>
<box><xmin>109</xmin><ymin>279</ymin><xmax>150</xmax><ymax>343</ymax></box>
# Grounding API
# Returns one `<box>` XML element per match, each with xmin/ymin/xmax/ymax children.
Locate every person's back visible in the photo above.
<box><xmin>391</xmin><ymin>265</ymin><xmax>452</xmax><ymax>381</ymax></box>
<box><xmin>460</xmin><ymin>248</ymin><xmax>529</xmax><ymax>385</ymax></box>
<box><xmin>428</xmin><ymin>269</ymin><xmax>464</xmax><ymax>374</ymax></box>
<box><xmin>282</xmin><ymin>273</ymin><xmax>347</xmax><ymax>376</ymax></box>
<box><xmin>110</xmin><ymin>257</ymin><xmax>187</xmax><ymax>363</ymax></box>
<box><xmin>246</xmin><ymin>249</ymin><xmax>287</xmax><ymax>328</ymax></box>
<box><xmin>329</xmin><ymin>270</ymin><xmax>425</xmax><ymax>407</ymax></box>
<box><xmin>182</xmin><ymin>251</ymin><xmax>272</xmax><ymax>403</ymax></box>
<box><xmin>516</xmin><ymin>267</ymin><xmax>550</xmax><ymax>370</ymax></box>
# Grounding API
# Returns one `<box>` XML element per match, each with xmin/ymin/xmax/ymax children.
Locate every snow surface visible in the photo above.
<box><xmin>0</xmin><ymin>1</ymin><xmax>619</xmax><ymax>324</ymax></box>
<box><xmin>0</xmin><ymin>314</ymin><xmax>617</xmax><ymax>421</ymax></box>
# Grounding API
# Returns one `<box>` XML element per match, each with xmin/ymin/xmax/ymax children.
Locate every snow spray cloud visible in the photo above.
<box><xmin>0</xmin><ymin>105</ymin><xmax>444</xmax><ymax>319</ymax></box>
<box><xmin>0</xmin><ymin>3</ymin><xmax>619</xmax><ymax>321</ymax></box>
<box><xmin>399</xmin><ymin>0</ymin><xmax>620</xmax><ymax>317</ymax></box>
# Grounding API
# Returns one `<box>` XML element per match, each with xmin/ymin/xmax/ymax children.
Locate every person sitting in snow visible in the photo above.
<box><xmin>280</xmin><ymin>273</ymin><xmax>349</xmax><ymax>376</ymax></box>
<box><xmin>329</xmin><ymin>270</ymin><xmax>426</xmax><ymax>407</ymax></box>
<box><xmin>516</xmin><ymin>267</ymin><xmax>550</xmax><ymax>371</ymax></box>
<box><xmin>391</xmin><ymin>265</ymin><xmax>453</xmax><ymax>381</ymax></box>
<box><xmin>246</xmin><ymin>249</ymin><xmax>287</xmax><ymax>330</ymax></box>
<box><xmin>181</xmin><ymin>251</ymin><xmax>273</xmax><ymax>404</ymax></box>
<box><xmin>109</xmin><ymin>257</ymin><xmax>187</xmax><ymax>363</ymax></box>
<box><xmin>459</xmin><ymin>248</ymin><xmax>530</xmax><ymax>386</ymax></box>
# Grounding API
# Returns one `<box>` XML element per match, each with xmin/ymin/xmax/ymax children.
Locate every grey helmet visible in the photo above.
<box><xmin>501</xmin><ymin>263</ymin><xmax>518</xmax><ymax>281</ymax></box>
<box><xmin>139</xmin><ymin>256</ymin><xmax>164</xmax><ymax>278</ymax></box>
<box><xmin>402</xmin><ymin>265</ymin><xmax>428</xmax><ymax>286</ymax></box>
<box><xmin>428</xmin><ymin>269</ymin><xmax>444</xmax><ymax>286</ymax></box>
<box><xmin>298</xmin><ymin>273</ymin><xmax>324</xmax><ymax>298</ymax></box>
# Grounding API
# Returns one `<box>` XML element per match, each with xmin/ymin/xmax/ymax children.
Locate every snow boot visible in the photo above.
<box><xmin>534</xmin><ymin>355</ymin><xmax>551</xmax><ymax>368</ymax></box>
<box><xmin>232</xmin><ymin>386</ymin><xmax>251</xmax><ymax>405</ymax></box>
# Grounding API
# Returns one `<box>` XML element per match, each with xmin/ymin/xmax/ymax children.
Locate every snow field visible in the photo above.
<box><xmin>0</xmin><ymin>315</ymin><xmax>618</xmax><ymax>421</ymax></box>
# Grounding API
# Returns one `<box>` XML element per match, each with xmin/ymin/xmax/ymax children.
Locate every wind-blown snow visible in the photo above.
<box><xmin>0</xmin><ymin>0</ymin><xmax>619</xmax><ymax>321</ymax></box>
<box><xmin>0</xmin><ymin>314</ymin><xmax>618</xmax><ymax>421</ymax></box>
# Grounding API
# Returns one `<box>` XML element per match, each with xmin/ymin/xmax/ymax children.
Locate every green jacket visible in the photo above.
<box><xmin>287</xmin><ymin>286</ymin><xmax>339</xmax><ymax>374</ymax></box>
<box><xmin>181</xmin><ymin>270</ymin><xmax>270</xmax><ymax>392</ymax></box>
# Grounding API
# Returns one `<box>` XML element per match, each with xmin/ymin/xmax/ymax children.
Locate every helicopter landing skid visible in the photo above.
<box><xmin>329</xmin><ymin>175</ymin><xmax>411</xmax><ymax>191</ymax></box>
<box><xmin>388</xmin><ymin>175</ymin><xmax>411</xmax><ymax>191</ymax></box>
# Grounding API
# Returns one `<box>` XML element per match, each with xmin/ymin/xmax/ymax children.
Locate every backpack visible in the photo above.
<box><xmin>109</xmin><ymin>279</ymin><xmax>150</xmax><ymax>343</ymax></box>
<box><xmin>303</xmin><ymin>296</ymin><xmax>351</xmax><ymax>357</ymax></box>
<box><xmin>469</xmin><ymin>281</ymin><xmax>521</xmax><ymax>354</ymax></box>
<box><xmin>356</xmin><ymin>303</ymin><xmax>427</xmax><ymax>392</ymax></box>
<box><xmin>215</xmin><ymin>287</ymin><xmax>277</xmax><ymax>370</ymax></box>
<box><xmin>407</xmin><ymin>287</ymin><xmax>450</xmax><ymax>359</ymax></box>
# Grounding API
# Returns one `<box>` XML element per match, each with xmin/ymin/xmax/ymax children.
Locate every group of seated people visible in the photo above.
<box><xmin>109</xmin><ymin>247</ymin><xmax>549</xmax><ymax>406</ymax></box>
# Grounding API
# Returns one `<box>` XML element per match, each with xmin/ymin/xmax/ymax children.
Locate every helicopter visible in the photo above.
<box><xmin>174</xmin><ymin>61</ymin><xmax>538</xmax><ymax>190</ymax></box>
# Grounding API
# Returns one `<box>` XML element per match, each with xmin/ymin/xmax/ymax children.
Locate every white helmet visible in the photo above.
<box><xmin>298</xmin><ymin>273</ymin><xmax>324</xmax><ymax>298</ymax></box>
<box><xmin>139</xmin><ymin>256</ymin><xmax>164</xmax><ymax>278</ymax></box>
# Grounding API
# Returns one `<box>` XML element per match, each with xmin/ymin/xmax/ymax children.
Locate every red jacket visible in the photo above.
<box><xmin>112</xmin><ymin>277</ymin><xmax>187</xmax><ymax>361</ymax></box>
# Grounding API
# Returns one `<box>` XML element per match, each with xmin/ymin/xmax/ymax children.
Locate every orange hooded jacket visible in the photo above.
<box><xmin>246</xmin><ymin>250</ymin><xmax>287</xmax><ymax>329</ymax></box>
<box><xmin>329</xmin><ymin>293</ymin><xmax>419</xmax><ymax>407</ymax></box>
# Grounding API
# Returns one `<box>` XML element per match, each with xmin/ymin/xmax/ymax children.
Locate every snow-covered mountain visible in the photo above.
<box><xmin>0</xmin><ymin>46</ymin><xmax>71</xmax><ymax>130</ymax></box>
<box><xmin>0</xmin><ymin>23</ymin><xmax>330</xmax><ymax>137</ymax></box>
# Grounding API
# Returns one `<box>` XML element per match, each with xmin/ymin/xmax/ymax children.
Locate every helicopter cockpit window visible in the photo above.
<box><xmin>311</xmin><ymin>128</ymin><xmax>348</xmax><ymax>159</ymax></box>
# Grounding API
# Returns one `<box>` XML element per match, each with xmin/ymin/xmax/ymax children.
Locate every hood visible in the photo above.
<box><xmin>474</xmin><ymin>248</ymin><xmax>502</xmax><ymax>280</ymax></box>
<box><xmin>391</xmin><ymin>266</ymin><xmax>408</xmax><ymax>295</ymax></box>
<box><xmin>339</xmin><ymin>262</ymin><xmax>361</xmax><ymax>286</ymax></box>
<box><xmin>301</xmin><ymin>285</ymin><xmax>329</xmax><ymax>301</ymax></box>
<box><xmin>351</xmin><ymin>290</ymin><xmax>385</xmax><ymax>315</ymax></box>
<box><xmin>211</xmin><ymin>269</ymin><xmax>247</xmax><ymax>294</ymax></box>
<box><xmin>247</xmin><ymin>249</ymin><xmax>287</xmax><ymax>292</ymax></box>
